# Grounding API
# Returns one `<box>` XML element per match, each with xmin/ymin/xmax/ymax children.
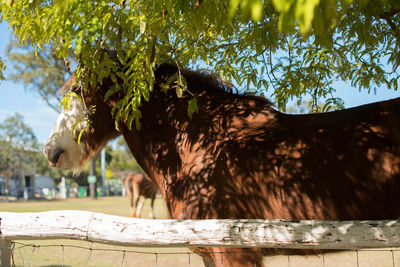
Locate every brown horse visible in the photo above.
<box><xmin>124</xmin><ymin>172</ymin><xmax>158</xmax><ymax>218</ymax></box>
<box><xmin>44</xmin><ymin>57</ymin><xmax>400</xmax><ymax>266</ymax></box>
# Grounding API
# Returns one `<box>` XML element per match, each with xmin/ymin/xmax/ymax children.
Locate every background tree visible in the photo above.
<box><xmin>5</xmin><ymin>39</ymin><xmax>71</xmax><ymax>111</ymax></box>
<box><xmin>0</xmin><ymin>113</ymin><xmax>40</xmax><ymax>195</ymax></box>
<box><xmin>0</xmin><ymin>57</ymin><xmax>5</xmax><ymax>81</ymax></box>
<box><xmin>0</xmin><ymin>113</ymin><xmax>38</xmax><ymax>148</ymax></box>
<box><xmin>0</xmin><ymin>0</ymin><xmax>399</xmax><ymax>123</ymax></box>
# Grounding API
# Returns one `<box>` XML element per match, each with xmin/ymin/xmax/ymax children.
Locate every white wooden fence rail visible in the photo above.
<box><xmin>1</xmin><ymin>210</ymin><xmax>400</xmax><ymax>266</ymax></box>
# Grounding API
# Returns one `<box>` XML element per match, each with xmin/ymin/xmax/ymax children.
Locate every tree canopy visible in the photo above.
<box><xmin>0</xmin><ymin>113</ymin><xmax>38</xmax><ymax>147</ymax></box>
<box><xmin>1</xmin><ymin>0</ymin><xmax>399</xmax><ymax>125</ymax></box>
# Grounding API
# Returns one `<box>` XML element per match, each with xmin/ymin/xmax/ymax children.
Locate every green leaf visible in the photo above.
<box><xmin>296</xmin><ymin>0</ymin><xmax>320</xmax><ymax>34</ymax></box>
<box><xmin>75</xmin><ymin>30</ymin><xmax>84</xmax><ymax>55</ymax></box>
<box><xmin>141</xmin><ymin>86</ymin><xmax>150</xmax><ymax>101</ymax></box>
<box><xmin>140</xmin><ymin>19</ymin><xmax>146</xmax><ymax>34</ymax></box>
<box><xmin>188</xmin><ymin>98</ymin><xmax>198</xmax><ymax>119</ymax></box>
<box><xmin>250</xmin><ymin>0</ymin><xmax>263</xmax><ymax>22</ymax></box>
<box><xmin>229</xmin><ymin>0</ymin><xmax>241</xmax><ymax>19</ymax></box>
<box><xmin>76</xmin><ymin>127</ymin><xmax>86</xmax><ymax>145</ymax></box>
<box><xmin>176</xmin><ymin>85</ymin><xmax>184</xmax><ymax>98</ymax></box>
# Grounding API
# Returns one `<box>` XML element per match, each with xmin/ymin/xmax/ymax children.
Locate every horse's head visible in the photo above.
<box><xmin>43</xmin><ymin>75</ymin><xmax>120</xmax><ymax>170</ymax></box>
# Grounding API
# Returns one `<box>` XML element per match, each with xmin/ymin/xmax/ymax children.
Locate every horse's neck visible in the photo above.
<box><xmin>120</xmin><ymin>91</ymin><xmax>277</xmax><ymax>204</ymax></box>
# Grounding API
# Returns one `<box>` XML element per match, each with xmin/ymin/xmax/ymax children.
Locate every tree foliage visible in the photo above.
<box><xmin>0</xmin><ymin>113</ymin><xmax>38</xmax><ymax>147</ymax></box>
<box><xmin>0</xmin><ymin>57</ymin><xmax>5</xmax><ymax>81</ymax></box>
<box><xmin>1</xmin><ymin>0</ymin><xmax>399</xmax><ymax>125</ymax></box>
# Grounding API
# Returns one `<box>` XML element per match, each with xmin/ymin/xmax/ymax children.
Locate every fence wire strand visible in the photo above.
<box><xmin>27</xmin><ymin>245</ymin><xmax>35</xmax><ymax>267</ymax></box>
<box><xmin>120</xmin><ymin>250</ymin><xmax>126</xmax><ymax>267</ymax></box>
<box><xmin>61</xmin><ymin>244</ymin><xmax>64</xmax><ymax>267</ymax></box>
<box><xmin>2</xmin><ymin>241</ymin><xmax>400</xmax><ymax>267</ymax></box>
<box><xmin>85</xmin><ymin>248</ymin><xmax>92</xmax><ymax>267</ymax></box>
<box><xmin>10</xmin><ymin>242</ymin><xmax>16</xmax><ymax>267</ymax></box>
<box><xmin>17</xmin><ymin>246</ymin><xmax>24</xmax><ymax>267</ymax></box>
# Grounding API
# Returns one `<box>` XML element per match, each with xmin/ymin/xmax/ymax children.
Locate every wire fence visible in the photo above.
<box><xmin>3</xmin><ymin>241</ymin><xmax>207</xmax><ymax>267</ymax></box>
<box><xmin>2</xmin><ymin>211</ymin><xmax>400</xmax><ymax>266</ymax></box>
<box><xmin>2</xmin><ymin>241</ymin><xmax>400</xmax><ymax>267</ymax></box>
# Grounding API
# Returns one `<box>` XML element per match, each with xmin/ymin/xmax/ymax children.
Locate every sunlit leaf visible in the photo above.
<box><xmin>188</xmin><ymin>98</ymin><xmax>198</xmax><ymax>118</ymax></box>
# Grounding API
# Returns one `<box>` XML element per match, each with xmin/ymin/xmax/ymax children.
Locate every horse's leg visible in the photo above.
<box><xmin>135</xmin><ymin>195</ymin><xmax>145</xmax><ymax>218</ymax></box>
<box><xmin>207</xmin><ymin>248</ymin><xmax>263</xmax><ymax>267</ymax></box>
<box><xmin>132</xmin><ymin>183</ymin><xmax>140</xmax><ymax>217</ymax></box>
<box><xmin>148</xmin><ymin>196</ymin><xmax>155</xmax><ymax>219</ymax></box>
<box><xmin>190</xmin><ymin>248</ymin><xmax>216</xmax><ymax>267</ymax></box>
<box><xmin>126</xmin><ymin>186</ymin><xmax>135</xmax><ymax>217</ymax></box>
<box><xmin>202</xmin><ymin>256</ymin><xmax>217</xmax><ymax>267</ymax></box>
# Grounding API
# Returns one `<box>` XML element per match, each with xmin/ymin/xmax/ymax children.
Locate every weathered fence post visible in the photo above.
<box><xmin>0</xmin><ymin>238</ymin><xmax>11</xmax><ymax>267</ymax></box>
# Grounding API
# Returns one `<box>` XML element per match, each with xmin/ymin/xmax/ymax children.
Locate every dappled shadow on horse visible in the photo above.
<box><xmin>44</xmin><ymin>55</ymin><xmax>400</xmax><ymax>266</ymax></box>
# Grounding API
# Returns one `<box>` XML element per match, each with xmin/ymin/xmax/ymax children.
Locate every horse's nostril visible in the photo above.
<box><xmin>50</xmin><ymin>147</ymin><xmax>64</xmax><ymax>164</ymax></box>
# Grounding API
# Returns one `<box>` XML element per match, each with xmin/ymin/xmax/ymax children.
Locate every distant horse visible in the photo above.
<box><xmin>124</xmin><ymin>172</ymin><xmax>158</xmax><ymax>218</ymax></box>
<box><xmin>44</xmin><ymin>53</ymin><xmax>400</xmax><ymax>266</ymax></box>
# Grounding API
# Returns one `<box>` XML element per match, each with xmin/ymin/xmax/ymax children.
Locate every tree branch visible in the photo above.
<box><xmin>382</xmin><ymin>7</ymin><xmax>400</xmax><ymax>18</ymax></box>
<box><xmin>380</xmin><ymin>7</ymin><xmax>400</xmax><ymax>41</ymax></box>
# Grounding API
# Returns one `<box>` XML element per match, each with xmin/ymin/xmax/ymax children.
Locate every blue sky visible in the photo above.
<box><xmin>0</xmin><ymin>21</ymin><xmax>399</xmax><ymax>145</ymax></box>
<box><xmin>0</xmin><ymin>22</ymin><xmax>58</xmax><ymax>144</ymax></box>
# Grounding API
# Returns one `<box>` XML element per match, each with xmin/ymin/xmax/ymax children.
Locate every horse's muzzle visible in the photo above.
<box><xmin>43</xmin><ymin>145</ymin><xmax>64</xmax><ymax>166</ymax></box>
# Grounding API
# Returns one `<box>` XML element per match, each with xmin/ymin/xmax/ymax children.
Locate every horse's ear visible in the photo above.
<box><xmin>59</xmin><ymin>74</ymin><xmax>77</xmax><ymax>95</ymax></box>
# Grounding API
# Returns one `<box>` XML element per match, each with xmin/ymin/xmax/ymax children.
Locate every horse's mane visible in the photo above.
<box><xmin>154</xmin><ymin>63</ymin><xmax>273</xmax><ymax>106</ymax></box>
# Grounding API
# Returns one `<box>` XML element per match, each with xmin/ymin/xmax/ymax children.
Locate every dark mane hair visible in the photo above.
<box><xmin>154</xmin><ymin>63</ymin><xmax>273</xmax><ymax>106</ymax></box>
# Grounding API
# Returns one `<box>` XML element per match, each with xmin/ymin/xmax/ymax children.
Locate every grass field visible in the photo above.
<box><xmin>1</xmin><ymin>196</ymin><xmax>400</xmax><ymax>267</ymax></box>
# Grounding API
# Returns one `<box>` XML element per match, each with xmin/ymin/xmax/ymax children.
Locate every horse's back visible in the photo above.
<box><xmin>138</xmin><ymin>174</ymin><xmax>158</xmax><ymax>199</ymax></box>
<box><xmin>172</xmin><ymin>97</ymin><xmax>400</xmax><ymax>221</ymax></box>
<box><xmin>125</xmin><ymin>173</ymin><xmax>158</xmax><ymax>199</ymax></box>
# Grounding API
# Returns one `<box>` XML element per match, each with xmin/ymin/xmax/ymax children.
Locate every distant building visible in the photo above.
<box><xmin>0</xmin><ymin>143</ymin><xmax>48</xmax><ymax>198</ymax></box>
<box><xmin>11</xmin><ymin>173</ymin><xmax>35</xmax><ymax>197</ymax></box>
<box><xmin>0</xmin><ymin>173</ymin><xmax>56</xmax><ymax>199</ymax></box>
<box><xmin>23</xmin><ymin>174</ymin><xmax>56</xmax><ymax>199</ymax></box>
<box><xmin>35</xmin><ymin>175</ymin><xmax>55</xmax><ymax>188</ymax></box>
<box><xmin>0</xmin><ymin>176</ymin><xmax>5</xmax><ymax>195</ymax></box>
